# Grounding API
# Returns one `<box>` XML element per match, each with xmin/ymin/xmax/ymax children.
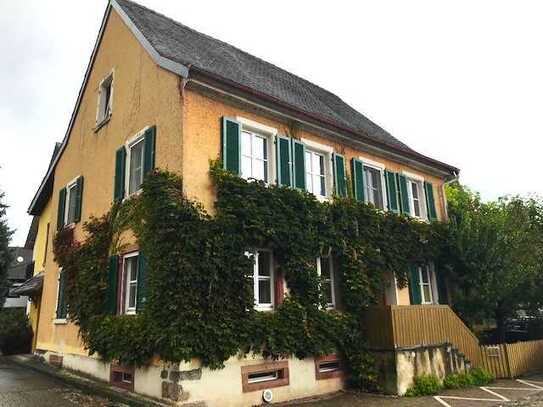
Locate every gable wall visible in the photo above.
<box><xmin>37</xmin><ymin>8</ymin><xmax>183</xmax><ymax>355</ymax></box>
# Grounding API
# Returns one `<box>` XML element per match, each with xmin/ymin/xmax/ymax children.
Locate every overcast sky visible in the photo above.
<box><xmin>1</xmin><ymin>0</ymin><xmax>542</xmax><ymax>246</ymax></box>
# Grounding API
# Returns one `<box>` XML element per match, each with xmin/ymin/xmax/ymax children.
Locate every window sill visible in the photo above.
<box><xmin>94</xmin><ymin>115</ymin><xmax>111</xmax><ymax>133</ymax></box>
<box><xmin>122</xmin><ymin>188</ymin><xmax>143</xmax><ymax>203</ymax></box>
<box><xmin>54</xmin><ymin>318</ymin><xmax>67</xmax><ymax>325</ymax></box>
<box><xmin>255</xmin><ymin>305</ymin><xmax>274</xmax><ymax>312</ymax></box>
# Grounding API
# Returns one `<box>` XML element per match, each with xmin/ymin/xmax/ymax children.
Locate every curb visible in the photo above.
<box><xmin>5</xmin><ymin>354</ymin><xmax>171</xmax><ymax>407</ymax></box>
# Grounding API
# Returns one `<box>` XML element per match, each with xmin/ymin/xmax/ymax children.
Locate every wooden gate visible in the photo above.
<box><xmin>480</xmin><ymin>340</ymin><xmax>543</xmax><ymax>378</ymax></box>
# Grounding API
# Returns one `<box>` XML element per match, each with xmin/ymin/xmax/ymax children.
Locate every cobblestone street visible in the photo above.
<box><xmin>0</xmin><ymin>358</ymin><xmax>120</xmax><ymax>407</ymax></box>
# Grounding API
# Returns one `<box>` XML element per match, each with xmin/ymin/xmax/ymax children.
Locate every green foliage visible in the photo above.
<box><xmin>469</xmin><ymin>367</ymin><xmax>494</xmax><ymax>386</ymax></box>
<box><xmin>0</xmin><ymin>308</ymin><xmax>33</xmax><ymax>355</ymax></box>
<box><xmin>445</xmin><ymin>183</ymin><xmax>543</xmax><ymax>340</ymax></box>
<box><xmin>0</xmin><ymin>192</ymin><xmax>13</xmax><ymax>307</ymax></box>
<box><xmin>53</xmin><ymin>165</ymin><xmax>445</xmax><ymax>388</ymax></box>
<box><xmin>405</xmin><ymin>374</ymin><xmax>442</xmax><ymax>396</ymax></box>
<box><xmin>443</xmin><ymin>372</ymin><xmax>474</xmax><ymax>389</ymax></box>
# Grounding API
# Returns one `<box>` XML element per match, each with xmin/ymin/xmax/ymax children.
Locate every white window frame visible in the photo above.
<box><xmin>236</xmin><ymin>117</ymin><xmax>277</xmax><ymax>185</ymax></box>
<box><xmin>54</xmin><ymin>268</ymin><xmax>67</xmax><ymax>324</ymax></box>
<box><xmin>301</xmin><ymin>138</ymin><xmax>334</xmax><ymax>201</ymax></box>
<box><xmin>360</xmin><ymin>158</ymin><xmax>388</xmax><ymax>210</ymax></box>
<box><xmin>122</xmin><ymin>252</ymin><xmax>139</xmax><ymax>315</ymax></box>
<box><xmin>403</xmin><ymin>171</ymin><xmax>427</xmax><ymax>220</ymax></box>
<box><xmin>124</xmin><ymin>128</ymin><xmax>148</xmax><ymax>198</ymax></box>
<box><xmin>64</xmin><ymin>176</ymin><xmax>79</xmax><ymax>226</ymax></box>
<box><xmin>418</xmin><ymin>264</ymin><xmax>437</xmax><ymax>305</ymax></box>
<box><xmin>250</xmin><ymin>250</ymin><xmax>275</xmax><ymax>311</ymax></box>
<box><xmin>316</xmin><ymin>256</ymin><xmax>335</xmax><ymax>309</ymax></box>
<box><xmin>96</xmin><ymin>70</ymin><xmax>114</xmax><ymax>127</ymax></box>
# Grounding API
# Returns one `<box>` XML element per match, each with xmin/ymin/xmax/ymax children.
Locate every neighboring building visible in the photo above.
<box><xmin>27</xmin><ymin>0</ymin><xmax>462</xmax><ymax>404</ymax></box>
<box><xmin>3</xmin><ymin>247</ymin><xmax>33</xmax><ymax>308</ymax></box>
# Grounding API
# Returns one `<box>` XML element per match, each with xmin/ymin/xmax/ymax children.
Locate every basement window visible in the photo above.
<box><xmin>110</xmin><ymin>364</ymin><xmax>134</xmax><ymax>391</ymax></box>
<box><xmin>315</xmin><ymin>355</ymin><xmax>344</xmax><ymax>380</ymax></box>
<box><xmin>241</xmin><ymin>361</ymin><xmax>289</xmax><ymax>392</ymax></box>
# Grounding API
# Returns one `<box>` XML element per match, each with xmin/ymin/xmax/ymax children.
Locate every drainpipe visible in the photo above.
<box><xmin>441</xmin><ymin>170</ymin><xmax>459</xmax><ymax>221</ymax></box>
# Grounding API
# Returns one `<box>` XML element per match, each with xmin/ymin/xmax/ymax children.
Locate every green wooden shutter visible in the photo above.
<box><xmin>398</xmin><ymin>174</ymin><xmax>410</xmax><ymax>215</ymax></box>
<box><xmin>105</xmin><ymin>255</ymin><xmax>118</xmax><ymax>315</ymax></box>
<box><xmin>136</xmin><ymin>253</ymin><xmax>147</xmax><ymax>312</ymax></box>
<box><xmin>114</xmin><ymin>147</ymin><xmax>126</xmax><ymax>202</ymax></box>
<box><xmin>276</xmin><ymin>135</ymin><xmax>292</xmax><ymax>187</ymax></box>
<box><xmin>408</xmin><ymin>265</ymin><xmax>422</xmax><ymax>305</ymax></box>
<box><xmin>292</xmin><ymin>139</ymin><xmax>306</xmax><ymax>190</ymax></box>
<box><xmin>221</xmin><ymin>117</ymin><xmax>241</xmax><ymax>174</ymax></box>
<box><xmin>436</xmin><ymin>269</ymin><xmax>448</xmax><ymax>304</ymax></box>
<box><xmin>56</xmin><ymin>271</ymin><xmax>67</xmax><ymax>319</ymax></box>
<box><xmin>384</xmin><ymin>171</ymin><xmax>398</xmax><ymax>212</ymax></box>
<box><xmin>424</xmin><ymin>181</ymin><xmax>437</xmax><ymax>221</ymax></box>
<box><xmin>57</xmin><ymin>187</ymin><xmax>67</xmax><ymax>231</ymax></box>
<box><xmin>143</xmin><ymin>126</ymin><xmax>156</xmax><ymax>175</ymax></box>
<box><xmin>74</xmin><ymin>176</ymin><xmax>84</xmax><ymax>223</ymax></box>
<box><xmin>333</xmin><ymin>154</ymin><xmax>347</xmax><ymax>197</ymax></box>
<box><xmin>351</xmin><ymin>158</ymin><xmax>365</xmax><ymax>202</ymax></box>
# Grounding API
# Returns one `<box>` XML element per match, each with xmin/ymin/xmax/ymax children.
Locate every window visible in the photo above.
<box><xmin>317</xmin><ymin>256</ymin><xmax>335</xmax><ymax>308</ymax></box>
<box><xmin>315</xmin><ymin>355</ymin><xmax>343</xmax><ymax>380</ymax></box>
<box><xmin>407</xmin><ymin>178</ymin><xmax>426</xmax><ymax>219</ymax></box>
<box><xmin>123</xmin><ymin>253</ymin><xmax>139</xmax><ymax>314</ymax></box>
<box><xmin>305</xmin><ymin>149</ymin><xmax>327</xmax><ymax>197</ymax></box>
<box><xmin>250</xmin><ymin>251</ymin><xmax>274</xmax><ymax>310</ymax></box>
<box><xmin>419</xmin><ymin>265</ymin><xmax>433</xmax><ymax>304</ymax></box>
<box><xmin>241</xmin><ymin>361</ymin><xmax>289</xmax><ymax>392</ymax></box>
<box><xmin>65</xmin><ymin>181</ymin><xmax>79</xmax><ymax>225</ymax></box>
<box><xmin>127</xmin><ymin>138</ymin><xmax>145</xmax><ymax>195</ymax></box>
<box><xmin>364</xmin><ymin>166</ymin><xmax>385</xmax><ymax>209</ymax></box>
<box><xmin>97</xmin><ymin>73</ymin><xmax>113</xmax><ymax>126</ymax></box>
<box><xmin>55</xmin><ymin>269</ymin><xmax>67</xmax><ymax>321</ymax></box>
<box><xmin>241</xmin><ymin>130</ymin><xmax>268</xmax><ymax>182</ymax></box>
<box><xmin>110</xmin><ymin>364</ymin><xmax>134</xmax><ymax>391</ymax></box>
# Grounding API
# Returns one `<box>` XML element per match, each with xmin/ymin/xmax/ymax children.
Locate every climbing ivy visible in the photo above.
<box><xmin>53</xmin><ymin>162</ymin><xmax>445</xmax><ymax>389</ymax></box>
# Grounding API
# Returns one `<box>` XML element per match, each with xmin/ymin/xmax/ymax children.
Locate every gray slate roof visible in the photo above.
<box><xmin>115</xmin><ymin>0</ymin><xmax>419</xmax><ymax>155</ymax></box>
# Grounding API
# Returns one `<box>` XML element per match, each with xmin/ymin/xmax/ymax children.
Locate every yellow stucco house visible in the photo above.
<box><xmin>26</xmin><ymin>0</ymin><xmax>468</xmax><ymax>404</ymax></box>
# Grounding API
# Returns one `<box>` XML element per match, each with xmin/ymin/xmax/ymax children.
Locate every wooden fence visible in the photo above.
<box><xmin>480</xmin><ymin>340</ymin><xmax>543</xmax><ymax>378</ymax></box>
<box><xmin>364</xmin><ymin>305</ymin><xmax>481</xmax><ymax>366</ymax></box>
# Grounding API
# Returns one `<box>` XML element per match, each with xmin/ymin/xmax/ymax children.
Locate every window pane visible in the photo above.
<box><xmin>320</xmin><ymin>257</ymin><xmax>331</xmax><ymax>279</ymax></box>
<box><xmin>423</xmin><ymin>285</ymin><xmax>432</xmax><ymax>303</ymax></box>
<box><xmin>258</xmin><ymin>279</ymin><xmax>272</xmax><ymax>304</ymax></box>
<box><xmin>320</xmin><ymin>175</ymin><xmax>326</xmax><ymax>196</ymax></box>
<box><xmin>67</xmin><ymin>184</ymin><xmax>78</xmax><ymax>223</ymax></box>
<box><xmin>129</xmin><ymin>282</ymin><xmax>137</xmax><ymax>308</ymax></box>
<box><xmin>318</xmin><ymin>154</ymin><xmax>325</xmax><ymax>176</ymax></box>
<box><xmin>241</xmin><ymin>156</ymin><xmax>252</xmax><ymax>179</ymax></box>
<box><xmin>313</xmin><ymin>174</ymin><xmax>323</xmax><ymax>196</ymax></box>
<box><xmin>312</xmin><ymin>152</ymin><xmax>321</xmax><ymax>175</ymax></box>
<box><xmin>322</xmin><ymin>281</ymin><xmax>332</xmax><ymax>305</ymax></box>
<box><xmin>421</xmin><ymin>267</ymin><xmax>430</xmax><ymax>284</ymax></box>
<box><xmin>411</xmin><ymin>182</ymin><xmax>419</xmax><ymax>199</ymax></box>
<box><xmin>253</xmin><ymin>159</ymin><xmax>265</xmax><ymax>181</ymax></box>
<box><xmin>241</xmin><ymin>131</ymin><xmax>252</xmax><ymax>157</ymax></box>
<box><xmin>258</xmin><ymin>251</ymin><xmax>271</xmax><ymax>277</ymax></box>
<box><xmin>252</xmin><ymin>136</ymin><xmax>265</xmax><ymax>160</ymax></box>
<box><xmin>129</xmin><ymin>141</ymin><xmax>144</xmax><ymax>194</ymax></box>
<box><xmin>305</xmin><ymin>152</ymin><xmax>312</xmax><ymax>192</ymax></box>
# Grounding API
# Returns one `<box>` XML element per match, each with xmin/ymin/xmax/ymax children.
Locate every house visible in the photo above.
<box><xmin>2</xmin><ymin>247</ymin><xmax>33</xmax><ymax>309</ymax></box>
<box><xmin>27</xmin><ymin>0</ymin><xmax>465</xmax><ymax>404</ymax></box>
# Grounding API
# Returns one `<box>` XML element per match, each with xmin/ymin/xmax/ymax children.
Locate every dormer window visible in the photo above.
<box><xmin>96</xmin><ymin>73</ymin><xmax>113</xmax><ymax>127</ymax></box>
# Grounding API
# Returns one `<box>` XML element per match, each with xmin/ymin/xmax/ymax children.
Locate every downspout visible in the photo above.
<box><xmin>441</xmin><ymin>170</ymin><xmax>459</xmax><ymax>222</ymax></box>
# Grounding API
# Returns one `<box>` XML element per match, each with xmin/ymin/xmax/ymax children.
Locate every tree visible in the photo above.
<box><xmin>0</xmin><ymin>192</ymin><xmax>13</xmax><ymax>308</ymax></box>
<box><xmin>445</xmin><ymin>183</ymin><xmax>543</xmax><ymax>343</ymax></box>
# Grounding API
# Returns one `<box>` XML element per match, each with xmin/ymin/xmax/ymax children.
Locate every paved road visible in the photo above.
<box><xmin>0</xmin><ymin>358</ymin><xmax>118</xmax><ymax>407</ymax></box>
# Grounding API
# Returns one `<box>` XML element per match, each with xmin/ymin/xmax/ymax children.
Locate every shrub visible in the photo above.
<box><xmin>405</xmin><ymin>374</ymin><xmax>442</xmax><ymax>396</ymax></box>
<box><xmin>0</xmin><ymin>308</ymin><xmax>33</xmax><ymax>355</ymax></box>
<box><xmin>469</xmin><ymin>367</ymin><xmax>494</xmax><ymax>386</ymax></box>
<box><xmin>443</xmin><ymin>372</ymin><xmax>474</xmax><ymax>389</ymax></box>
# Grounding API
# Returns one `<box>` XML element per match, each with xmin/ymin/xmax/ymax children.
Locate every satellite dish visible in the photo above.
<box><xmin>262</xmin><ymin>389</ymin><xmax>273</xmax><ymax>403</ymax></box>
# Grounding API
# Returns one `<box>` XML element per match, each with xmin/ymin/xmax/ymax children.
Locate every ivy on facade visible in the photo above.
<box><xmin>53</xmin><ymin>162</ymin><xmax>445</xmax><ymax>389</ymax></box>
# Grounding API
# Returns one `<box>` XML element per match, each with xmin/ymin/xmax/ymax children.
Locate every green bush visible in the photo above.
<box><xmin>443</xmin><ymin>372</ymin><xmax>474</xmax><ymax>389</ymax></box>
<box><xmin>0</xmin><ymin>308</ymin><xmax>33</xmax><ymax>355</ymax></box>
<box><xmin>469</xmin><ymin>367</ymin><xmax>495</xmax><ymax>386</ymax></box>
<box><xmin>405</xmin><ymin>374</ymin><xmax>442</xmax><ymax>396</ymax></box>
